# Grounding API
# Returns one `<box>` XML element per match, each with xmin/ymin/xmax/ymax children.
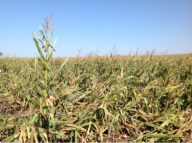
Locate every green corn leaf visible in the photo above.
<box><xmin>63</xmin><ymin>123</ymin><xmax>86</xmax><ymax>132</ymax></box>
<box><xmin>145</xmin><ymin>123</ymin><xmax>159</xmax><ymax>128</ymax></box>
<box><xmin>37</xmin><ymin>57</ymin><xmax>45</xmax><ymax>68</ymax></box>
<box><xmin>47</xmin><ymin>50</ymin><xmax>53</xmax><ymax>61</ymax></box>
<box><xmin>70</xmin><ymin>131</ymin><xmax>74</xmax><ymax>141</ymax></box>
<box><xmin>62</xmin><ymin>128</ymin><xmax>79</xmax><ymax>131</ymax></box>
<box><xmin>80</xmin><ymin>109</ymin><xmax>91</xmax><ymax>120</ymax></box>
<box><xmin>22</xmin><ymin>59</ymin><xmax>34</xmax><ymax>71</ymax></box>
<box><xmin>52</xmin><ymin>58</ymin><xmax>68</xmax><ymax>81</ymax></box>
<box><xmin>76</xmin><ymin>90</ymin><xmax>92</xmax><ymax>102</ymax></box>
<box><xmin>34</xmin><ymin>132</ymin><xmax>39</xmax><ymax>143</ymax></box>
<box><xmin>118</xmin><ymin>76</ymin><xmax>136</xmax><ymax>84</ymax></box>
<box><xmin>99</xmin><ymin>107</ymin><xmax>115</xmax><ymax>118</ymax></box>
<box><xmin>145</xmin><ymin>133</ymin><xmax>186</xmax><ymax>138</ymax></box>
<box><xmin>37</xmin><ymin>80</ymin><xmax>47</xmax><ymax>90</ymax></box>
<box><xmin>65</xmin><ymin>109</ymin><xmax>69</xmax><ymax>123</ymax></box>
<box><xmin>111</xmin><ymin>87</ymin><xmax>127</xmax><ymax>95</ymax></box>
<box><xmin>80</xmin><ymin>122</ymin><xmax>91</xmax><ymax>128</ymax></box>
<box><xmin>25</xmin><ymin>94</ymin><xmax>30</xmax><ymax>101</ymax></box>
<box><xmin>36</xmin><ymin>127</ymin><xmax>46</xmax><ymax>143</ymax></box>
<box><xmin>89</xmin><ymin>122</ymin><xmax>99</xmax><ymax>133</ymax></box>
<box><xmin>122</xmin><ymin>101</ymin><xmax>134</xmax><ymax>110</ymax></box>
<box><xmin>44</xmin><ymin>61</ymin><xmax>52</xmax><ymax>72</ymax></box>
<box><xmin>33</xmin><ymin>32</ymin><xmax>45</xmax><ymax>48</ymax></box>
<box><xmin>52</xmin><ymin>38</ymin><xmax>57</xmax><ymax>50</ymax></box>
<box><xmin>48</xmin><ymin>120</ymin><xmax>66</xmax><ymax>126</ymax></box>
<box><xmin>75</xmin><ymin>130</ymin><xmax>77</xmax><ymax>143</ymax></box>
<box><xmin>165</xmin><ymin>84</ymin><xmax>182</xmax><ymax>92</ymax></box>
<box><xmin>128</xmin><ymin>109</ymin><xmax>138</xmax><ymax>112</ymax></box>
<box><xmin>28</xmin><ymin>88</ymin><xmax>41</xmax><ymax>101</ymax></box>
<box><xmin>6</xmin><ymin>134</ymin><xmax>15</xmax><ymax>142</ymax></box>
<box><xmin>13</xmin><ymin>138</ymin><xmax>19</xmax><ymax>143</ymax></box>
<box><xmin>125</xmin><ymin>112</ymin><xmax>134</xmax><ymax>124</ymax></box>
<box><xmin>158</xmin><ymin>114</ymin><xmax>177</xmax><ymax>129</ymax></box>
<box><xmin>48</xmin><ymin>130</ymin><xmax>64</xmax><ymax>137</ymax></box>
<box><xmin>32</xmin><ymin>32</ymin><xmax>46</xmax><ymax>62</ymax></box>
<box><xmin>50</xmin><ymin>27</ymin><xmax>53</xmax><ymax>41</ymax></box>
<box><xmin>79</xmin><ymin>117</ymin><xmax>95</xmax><ymax>124</ymax></box>
<box><xmin>49</xmin><ymin>44</ymin><xmax>56</xmax><ymax>52</ymax></box>
<box><xmin>0</xmin><ymin>117</ymin><xmax>8</xmax><ymax>130</ymax></box>
<box><xmin>48</xmin><ymin>39</ymin><xmax>57</xmax><ymax>61</ymax></box>
<box><xmin>138</xmin><ymin>109</ymin><xmax>146</xmax><ymax>114</ymax></box>
<box><xmin>0</xmin><ymin>92</ymin><xmax>10</xmax><ymax>98</ymax></box>
<box><xmin>29</xmin><ymin>98</ymin><xmax>40</xmax><ymax>108</ymax></box>
<box><xmin>39</xmin><ymin>26</ymin><xmax>44</xmax><ymax>38</ymax></box>
<box><xmin>30</xmin><ymin>114</ymin><xmax>39</xmax><ymax>124</ymax></box>
<box><xmin>0</xmin><ymin>113</ymin><xmax>4</xmax><ymax>120</ymax></box>
<box><xmin>37</xmin><ymin>57</ymin><xmax>51</xmax><ymax>72</ymax></box>
<box><xmin>167</xmin><ymin>129</ymin><xmax>178</xmax><ymax>135</ymax></box>
<box><xmin>0</xmin><ymin>125</ymin><xmax>15</xmax><ymax>131</ymax></box>
<box><xmin>85</xmin><ymin>122</ymin><xmax>92</xmax><ymax>140</ymax></box>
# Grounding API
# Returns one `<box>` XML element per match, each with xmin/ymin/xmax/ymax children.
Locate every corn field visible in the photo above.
<box><xmin>0</xmin><ymin>12</ymin><xmax>192</xmax><ymax>142</ymax></box>
<box><xmin>0</xmin><ymin>53</ymin><xmax>192</xmax><ymax>142</ymax></box>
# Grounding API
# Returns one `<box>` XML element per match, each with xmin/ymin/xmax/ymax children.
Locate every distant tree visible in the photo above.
<box><xmin>0</xmin><ymin>52</ymin><xmax>3</xmax><ymax>57</ymax></box>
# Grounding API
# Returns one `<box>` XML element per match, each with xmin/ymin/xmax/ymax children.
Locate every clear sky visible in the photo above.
<box><xmin>0</xmin><ymin>0</ymin><xmax>192</xmax><ymax>57</ymax></box>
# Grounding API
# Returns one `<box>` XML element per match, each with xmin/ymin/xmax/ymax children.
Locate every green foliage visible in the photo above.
<box><xmin>0</xmin><ymin>12</ymin><xmax>192</xmax><ymax>142</ymax></box>
<box><xmin>1</xmin><ymin>54</ymin><xmax>192</xmax><ymax>142</ymax></box>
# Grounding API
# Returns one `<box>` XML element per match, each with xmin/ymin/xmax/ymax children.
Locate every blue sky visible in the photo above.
<box><xmin>0</xmin><ymin>0</ymin><xmax>192</xmax><ymax>57</ymax></box>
